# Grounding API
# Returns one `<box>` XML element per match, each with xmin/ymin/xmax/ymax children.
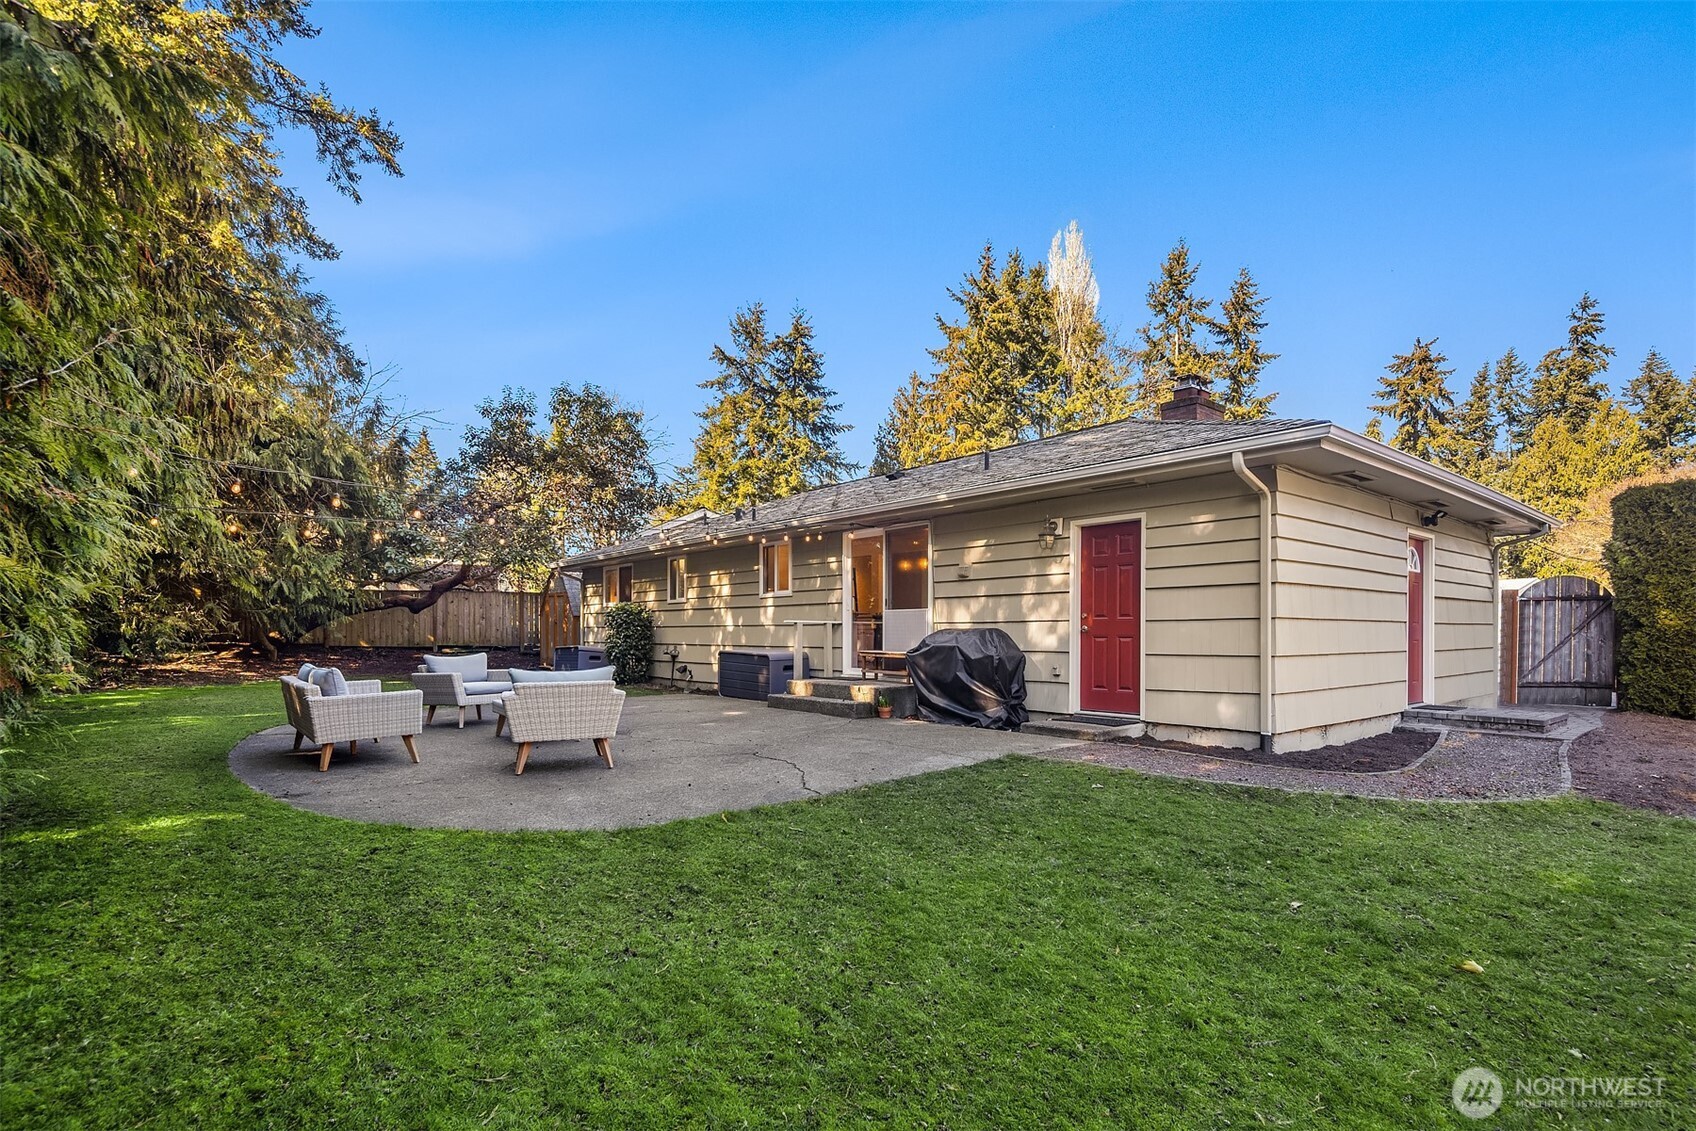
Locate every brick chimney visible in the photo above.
<box><xmin>1158</xmin><ymin>378</ymin><xmax>1226</xmax><ymax>422</ymax></box>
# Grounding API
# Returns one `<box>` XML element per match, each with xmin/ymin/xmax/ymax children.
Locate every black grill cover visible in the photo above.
<box><xmin>906</xmin><ymin>628</ymin><xmax>1029</xmax><ymax>730</ymax></box>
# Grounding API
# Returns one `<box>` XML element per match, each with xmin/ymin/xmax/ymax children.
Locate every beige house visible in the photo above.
<box><xmin>560</xmin><ymin>388</ymin><xmax>1552</xmax><ymax>752</ymax></box>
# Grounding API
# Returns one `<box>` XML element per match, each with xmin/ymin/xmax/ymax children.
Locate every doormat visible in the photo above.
<box><xmin>1049</xmin><ymin>713</ymin><xmax>1141</xmax><ymax>726</ymax></box>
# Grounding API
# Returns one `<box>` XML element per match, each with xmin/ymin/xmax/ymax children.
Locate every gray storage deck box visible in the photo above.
<box><xmin>718</xmin><ymin>649</ymin><xmax>811</xmax><ymax>701</ymax></box>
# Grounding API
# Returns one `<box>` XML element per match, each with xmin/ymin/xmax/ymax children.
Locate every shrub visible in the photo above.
<box><xmin>1604</xmin><ymin>478</ymin><xmax>1696</xmax><ymax>718</ymax></box>
<box><xmin>602</xmin><ymin>602</ymin><xmax>657</xmax><ymax>686</ymax></box>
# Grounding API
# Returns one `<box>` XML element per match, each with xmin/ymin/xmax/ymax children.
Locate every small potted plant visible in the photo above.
<box><xmin>875</xmin><ymin>693</ymin><xmax>893</xmax><ymax>720</ymax></box>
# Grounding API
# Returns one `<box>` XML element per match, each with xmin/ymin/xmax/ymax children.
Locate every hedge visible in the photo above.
<box><xmin>602</xmin><ymin>602</ymin><xmax>657</xmax><ymax>686</ymax></box>
<box><xmin>1604</xmin><ymin>478</ymin><xmax>1696</xmax><ymax>718</ymax></box>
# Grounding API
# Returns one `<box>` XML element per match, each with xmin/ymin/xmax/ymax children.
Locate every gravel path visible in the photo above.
<box><xmin>1036</xmin><ymin>718</ymin><xmax>1599</xmax><ymax>803</ymax></box>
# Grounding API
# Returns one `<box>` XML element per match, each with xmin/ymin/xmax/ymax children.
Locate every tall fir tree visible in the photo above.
<box><xmin>1371</xmin><ymin>338</ymin><xmax>1455</xmax><ymax>461</ymax></box>
<box><xmin>764</xmin><ymin>308</ymin><xmax>857</xmax><ymax>495</ymax></box>
<box><xmin>1363</xmin><ymin>417</ymin><xmax>1386</xmax><ymax>442</ymax></box>
<box><xmin>1208</xmin><ymin>267</ymin><xmax>1278</xmax><ymax>420</ymax></box>
<box><xmin>1625</xmin><ymin>349</ymin><xmax>1696</xmax><ymax>465</ymax></box>
<box><xmin>875</xmin><ymin>244</ymin><xmax>1068</xmax><ymax>468</ymax></box>
<box><xmin>1494</xmin><ymin>348</ymin><xmax>1531</xmax><ymax>454</ymax></box>
<box><xmin>1133</xmin><ymin>240</ymin><xmax>1217</xmax><ymax>411</ymax></box>
<box><xmin>674</xmin><ymin>303</ymin><xmax>853</xmax><ymax>512</ymax></box>
<box><xmin>1525</xmin><ymin>293</ymin><xmax>1614</xmax><ymax>432</ymax></box>
<box><xmin>1444</xmin><ymin>363</ymin><xmax>1499</xmax><ymax>479</ymax></box>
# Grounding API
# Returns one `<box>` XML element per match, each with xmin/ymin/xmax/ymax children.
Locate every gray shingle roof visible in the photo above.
<box><xmin>559</xmin><ymin>416</ymin><xmax>1327</xmax><ymax>566</ymax></box>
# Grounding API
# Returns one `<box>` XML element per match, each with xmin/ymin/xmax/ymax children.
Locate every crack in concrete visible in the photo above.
<box><xmin>739</xmin><ymin>746</ymin><xmax>821</xmax><ymax>797</ymax></box>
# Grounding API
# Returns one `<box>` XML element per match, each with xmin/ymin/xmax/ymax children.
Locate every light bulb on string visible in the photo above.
<box><xmin>330</xmin><ymin>493</ymin><xmax>343</xmax><ymax>509</ymax></box>
<box><xmin>409</xmin><ymin>507</ymin><xmax>424</xmax><ymax>521</ymax></box>
<box><xmin>228</xmin><ymin>479</ymin><xmax>242</xmax><ymax>495</ymax></box>
<box><xmin>147</xmin><ymin>516</ymin><xmax>161</xmax><ymax>528</ymax></box>
<box><xmin>126</xmin><ymin>466</ymin><xmax>139</xmax><ymax>478</ymax></box>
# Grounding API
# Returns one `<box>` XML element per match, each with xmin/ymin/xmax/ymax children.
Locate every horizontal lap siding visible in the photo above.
<box><xmin>1271</xmin><ymin>468</ymin><xmax>1497</xmax><ymax>730</ymax></box>
<box><xmin>932</xmin><ymin>473</ymin><xmax>1261</xmax><ymax>727</ymax></box>
<box><xmin>583</xmin><ymin>541</ymin><xmax>842</xmax><ymax>688</ymax></box>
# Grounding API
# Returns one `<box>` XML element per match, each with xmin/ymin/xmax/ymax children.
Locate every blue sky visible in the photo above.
<box><xmin>279</xmin><ymin>2</ymin><xmax>1695</xmax><ymax>471</ymax></box>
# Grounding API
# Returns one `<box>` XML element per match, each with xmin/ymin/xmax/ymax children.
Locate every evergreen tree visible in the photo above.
<box><xmin>1625</xmin><ymin>349</ymin><xmax>1696</xmax><ymax>464</ymax></box>
<box><xmin>1209</xmin><ymin>267</ymin><xmax>1278</xmax><ymax>420</ymax></box>
<box><xmin>1444</xmin><ymin>363</ymin><xmax>1499</xmax><ymax>479</ymax></box>
<box><xmin>1133</xmin><ymin>240</ymin><xmax>1217</xmax><ymax>411</ymax></box>
<box><xmin>765</xmin><ymin>308</ymin><xmax>857</xmax><ymax>495</ymax></box>
<box><xmin>1494</xmin><ymin>348</ymin><xmax>1531</xmax><ymax>453</ymax></box>
<box><xmin>1371</xmin><ymin>338</ymin><xmax>1455</xmax><ymax>460</ymax></box>
<box><xmin>1364</xmin><ymin>417</ymin><xmax>1385</xmax><ymax>443</ymax></box>
<box><xmin>874</xmin><ymin>244</ymin><xmax>1071</xmax><ymax>468</ymax></box>
<box><xmin>675</xmin><ymin>303</ymin><xmax>853</xmax><ymax>511</ymax></box>
<box><xmin>1525</xmin><ymin>294</ymin><xmax>1614</xmax><ymax>432</ymax></box>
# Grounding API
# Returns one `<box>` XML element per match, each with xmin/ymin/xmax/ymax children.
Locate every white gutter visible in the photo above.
<box><xmin>1488</xmin><ymin>528</ymin><xmax>1551</xmax><ymax>706</ymax></box>
<box><xmin>1231</xmin><ymin>452</ymin><xmax>1276</xmax><ymax>748</ymax></box>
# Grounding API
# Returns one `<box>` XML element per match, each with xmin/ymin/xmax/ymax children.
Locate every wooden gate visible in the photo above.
<box><xmin>539</xmin><ymin>591</ymin><xmax>579</xmax><ymax>659</ymax></box>
<box><xmin>1506</xmin><ymin>576</ymin><xmax>1616</xmax><ymax>706</ymax></box>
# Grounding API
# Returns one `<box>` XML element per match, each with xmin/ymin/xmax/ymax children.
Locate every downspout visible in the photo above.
<box><xmin>1489</xmin><ymin>527</ymin><xmax>1550</xmax><ymax>706</ymax></box>
<box><xmin>1232</xmin><ymin>453</ymin><xmax>1276</xmax><ymax>750</ymax></box>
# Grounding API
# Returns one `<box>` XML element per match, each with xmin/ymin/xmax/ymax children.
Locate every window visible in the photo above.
<box><xmin>604</xmin><ymin>563</ymin><xmax>634</xmax><ymax>604</ymax></box>
<box><xmin>760</xmin><ymin>540</ymin><xmax>792</xmax><ymax>596</ymax></box>
<box><xmin>887</xmin><ymin>524</ymin><xmax>930</xmax><ymax>610</ymax></box>
<box><xmin>667</xmin><ymin>556</ymin><xmax>687</xmax><ymax>603</ymax></box>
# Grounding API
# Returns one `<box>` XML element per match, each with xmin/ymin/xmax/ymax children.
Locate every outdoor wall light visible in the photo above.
<box><xmin>1038</xmin><ymin>517</ymin><xmax>1062</xmax><ymax>550</ymax></box>
<box><xmin>1421</xmin><ymin>510</ymin><xmax>1448</xmax><ymax>527</ymax></box>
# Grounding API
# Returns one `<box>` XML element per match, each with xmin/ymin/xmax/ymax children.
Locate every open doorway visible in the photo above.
<box><xmin>844</xmin><ymin>525</ymin><xmax>931</xmax><ymax>673</ymax></box>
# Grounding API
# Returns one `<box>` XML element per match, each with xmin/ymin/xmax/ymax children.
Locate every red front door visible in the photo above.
<box><xmin>1407</xmin><ymin>536</ymin><xmax>1425</xmax><ymax>704</ymax></box>
<box><xmin>1080</xmin><ymin>521</ymin><xmax>1142</xmax><ymax>715</ymax></box>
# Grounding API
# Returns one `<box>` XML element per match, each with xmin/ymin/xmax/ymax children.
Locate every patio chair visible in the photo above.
<box><xmin>280</xmin><ymin>675</ymin><xmax>423</xmax><ymax>772</ymax></box>
<box><xmin>491</xmin><ymin>681</ymin><xmax>625</xmax><ymax>775</ymax></box>
<box><xmin>411</xmin><ymin>652</ymin><xmax>513</xmax><ymax>727</ymax></box>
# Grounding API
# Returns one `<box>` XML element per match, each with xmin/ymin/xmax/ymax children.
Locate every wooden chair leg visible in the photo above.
<box><xmin>515</xmin><ymin>742</ymin><xmax>533</xmax><ymax>775</ymax></box>
<box><xmin>458</xmin><ymin>706</ymin><xmax>466</xmax><ymax>729</ymax></box>
<box><xmin>348</xmin><ymin>739</ymin><xmax>358</xmax><ymax>756</ymax></box>
<box><xmin>476</xmin><ymin>704</ymin><xmax>484</xmax><ymax>721</ymax></box>
<box><xmin>401</xmin><ymin>734</ymin><xmax>420</xmax><ymax>764</ymax></box>
<box><xmin>293</xmin><ymin>730</ymin><xmax>304</xmax><ymax>752</ymax></box>
<box><xmin>426</xmin><ymin>705</ymin><xmax>437</xmax><ymax>725</ymax></box>
<box><xmin>494</xmin><ymin>714</ymin><xmax>506</xmax><ymax>738</ymax></box>
<box><xmin>593</xmin><ymin>737</ymin><xmax>614</xmax><ymax>769</ymax></box>
<box><xmin>318</xmin><ymin>743</ymin><xmax>334</xmax><ymax>772</ymax></box>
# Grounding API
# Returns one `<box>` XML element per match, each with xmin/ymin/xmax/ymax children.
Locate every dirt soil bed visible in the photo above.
<box><xmin>96</xmin><ymin>644</ymin><xmax>542</xmax><ymax>689</ymax></box>
<box><xmin>1567</xmin><ymin>710</ymin><xmax>1696</xmax><ymax>818</ymax></box>
<box><xmin>1128</xmin><ymin>727</ymin><xmax>1439</xmax><ymax>773</ymax></box>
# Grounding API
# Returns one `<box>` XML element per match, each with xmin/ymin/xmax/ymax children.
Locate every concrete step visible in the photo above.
<box><xmin>1023</xmin><ymin>717</ymin><xmax>1146</xmax><ymax>742</ymax></box>
<box><xmin>787</xmin><ymin>679</ymin><xmax>918</xmax><ymax>717</ymax></box>
<box><xmin>1402</xmin><ymin>706</ymin><xmax>1569</xmax><ymax>733</ymax></box>
<box><xmin>767</xmin><ymin>693</ymin><xmax>875</xmax><ymax>719</ymax></box>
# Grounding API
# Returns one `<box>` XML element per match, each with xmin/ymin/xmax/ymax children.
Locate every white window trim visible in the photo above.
<box><xmin>759</xmin><ymin>539</ymin><xmax>793</xmax><ymax>598</ymax></box>
<box><xmin>667</xmin><ymin>555</ymin><xmax>687</xmax><ymax>604</ymax></box>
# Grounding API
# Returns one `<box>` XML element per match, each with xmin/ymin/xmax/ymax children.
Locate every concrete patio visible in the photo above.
<box><xmin>228</xmin><ymin>691</ymin><xmax>1074</xmax><ymax>832</ymax></box>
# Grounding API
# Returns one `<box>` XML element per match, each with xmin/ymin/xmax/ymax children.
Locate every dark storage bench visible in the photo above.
<box><xmin>718</xmin><ymin>649</ymin><xmax>811</xmax><ymax>701</ymax></box>
<box><xmin>553</xmin><ymin>646</ymin><xmax>607</xmax><ymax>671</ymax></box>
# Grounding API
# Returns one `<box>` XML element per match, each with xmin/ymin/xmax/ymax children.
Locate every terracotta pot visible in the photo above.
<box><xmin>876</xmin><ymin>706</ymin><xmax>894</xmax><ymax>719</ymax></box>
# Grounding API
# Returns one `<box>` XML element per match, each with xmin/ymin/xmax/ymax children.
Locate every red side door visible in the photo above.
<box><xmin>1407</xmin><ymin>536</ymin><xmax>1425</xmax><ymax>704</ymax></box>
<box><xmin>1080</xmin><ymin>521</ymin><xmax>1142</xmax><ymax>715</ymax></box>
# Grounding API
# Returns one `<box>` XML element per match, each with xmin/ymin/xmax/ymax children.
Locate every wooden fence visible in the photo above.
<box><xmin>1500</xmin><ymin>575</ymin><xmax>1616</xmax><ymax>707</ymax></box>
<box><xmin>305</xmin><ymin>590</ymin><xmax>545</xmax><ymax>649</ymax></box>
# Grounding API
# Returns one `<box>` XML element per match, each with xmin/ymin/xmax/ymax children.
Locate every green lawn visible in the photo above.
<box><xmin>3</xmin><ymin>685</ymin><xmax>1692</xmax><ymax>1129</ymax></box>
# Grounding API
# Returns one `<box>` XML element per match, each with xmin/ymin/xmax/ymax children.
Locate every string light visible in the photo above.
<box><xmin>228</xmin><ymin>479</ymin><xmax>242</xmax><ymax>495</ymax></box>
<box><xmin>409</xmin><ymin>507</ymin><xmax>424</xmax><ymax>520</ymax></box>
<box><xmin>330</xmin><ymin>493</ymin><xmax>343</xmax><ymax>509</ymax></box>
<box><xmin>147</xmin><ymin>516</ymin><xmax>160</xmax><ymax>527</ymax></box>
<box><xmin>126</xmin><ymin>466</ymin><xmax>139</xmax><ymax>478</ymax></box>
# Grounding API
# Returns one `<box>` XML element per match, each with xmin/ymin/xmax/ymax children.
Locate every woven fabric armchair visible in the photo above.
<box><xmin>280</xmin><ymin>676</ymin><xmax>424</xmax><ymax>772</ymax></box>
<box><xmin>411</xmin><ymin>664</ymin><xmax>514</xmax><ymax>728</ymax></box>
<box><xmin>491</xmin><ymin>681</ymin><xmax>625</xmax><ymax>775</ymax></box>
